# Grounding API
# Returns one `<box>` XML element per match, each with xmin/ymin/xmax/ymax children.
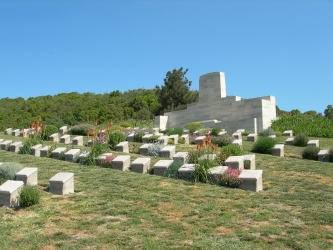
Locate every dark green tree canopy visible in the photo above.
<box><xmin>324</xmin><ymin>104</ymin><xmax>333</xmax><ymax>119</ymax></box>
<box><xmin>156</xmin><ymin>67</ymin><xmax>198</xmax><ymax>114</ymax></box>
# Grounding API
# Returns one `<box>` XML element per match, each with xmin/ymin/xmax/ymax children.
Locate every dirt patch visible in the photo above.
<box><xmin>322</xmin><ymin>225</ymin><xmax>333</xmax><ymax>231</ymax></box>
<box><xmin>158</xmin><ymin>202</ymin><xmax>183</xmax><ymax>222</ymax></box>
<box><xmin>215</xmin><ymin>226</ymin><xmax>234</xmax><ymax>235</ymax></box>
<box><xmin>40</xmin><ymin>245</ymin><xmax>56</xmax><ymax>250</ymax></box>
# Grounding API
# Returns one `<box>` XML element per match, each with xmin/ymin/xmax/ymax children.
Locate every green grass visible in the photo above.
<box><xmin>0</xmin><ymin>133</ymin><xmax>333</xmax><ymax>249</ymax></box>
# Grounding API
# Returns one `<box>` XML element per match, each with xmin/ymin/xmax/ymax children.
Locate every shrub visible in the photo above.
<box><xmin>211</xmin><ymin>134</ymin><xmax>234</xmax><ymax>147</ymax></box>
<box><xmin>178</xmin><ymin>136</ymin><xmax>185</xmax><ymax>144</ymax></box>
<box><xmin>328</xmin><ymin>148</ymin><xmax>333</xmax><ymax>162</ymax></box>
<box><xmin>258</xmin><ymin>128</ymin><xmax>275</xmax><ymax>137</ymax></box>
<box><xmin>84</xmin><ymin>143</ymin><xmax>110</xmax><ymax>166</ymax></box>
<box><xmin>164</xmin><ymin>161</ymin><xmax>183</xmax><ymax>179</ymax></box>
<box><xmin>18</xmin><ymin>186</ymin><xmax>41</xmax><ymax>207</ymax></box>
<box><xmin>302</xmin><ymin>146</ymin><xmax>320</xmax><ymax>160</ymax></box>
<box><xmin>0</xmin><ymin>162</ymin><xmax>24</xmax><ymax>180</ymax></box>
<box><xmin>252</xmin><ymin>137</ymin><xmax>277</xmax><ymax>154</ymax></box>
<box><xmin>293</xmin><ymin>133</ymin><xmax>308</xmax><ymax>147</ymax></box>
<box><xmin>148</xmin><ymin>141</ymin><xmax>164</xmax><ymax>157</ymax></box>
<box><xmin>58</xmin><ymin>151</ymin><xmax>66</xmax><ymax>161</ymax></box>
<box><xmin>211</xmin><ymin>127</ymin><xmax>222</xmax><ymax>136</ymax></box>
<box><xmin>19</xmin><ymin>138</ymin><xmax>42</xmax><ymax>154</ymax></box>
<box><xmin>129</xmin><ymin>143</ymin><xmax>140</xmax><ymax>154</ymax></box>
<box><xmin>217</xmin><ymin>167</ymin><xmax>243</xmax><ymax>188</ymax></box>
<box><xmin>41</xmin><ymin>125</ymin><xmax>58</xmax><ymax>140</ymax></box>
<box><xmin>71</xmin><ymin>124</ymin><xmax>95</xmax><ymax>136</ymax></box>
<box><xmin>148</xmin><ymin>135</ymin><xmax>160</xmax><ymax>143</ymax></box>
<box><xmin>134</xmin><ymin>132</ymin><xmax>145</xmax><ymax>142</ymax></box>
<box><xmin>189</xmin><ymin>133</ymin><xmax>198</xmax><ymax>145</ymax></box>
<box><xmin>99</xmin><ymin>154</ymin><xmax>117</xmax><ymax>168</ymax></box>
<box><xmin>184</xmin><ymin>122</ymin><xmax>202</xmax><ymax>133</ymax></box>
<box><xmin>216</xmin><ymin>144</ymin><xmax>244</xmax><ymax>165</ymax></box>
<box><xmin>108</xmin><ymin>131</ymin><xmax>126</xmax><ymax>150</ymax></box>
<box><xmin>275</xmin><ymin>131</ymin><xmax>283</xmax><ymax>137</ymax></box>
<box><xmin>192</xmin><ymin>159</ymin><xmax>215</xmax><ymax>184</ymax></box>
<box><xmin>165</xmin><ymin>127</ymin><xmax>184</xmax><ymax>137</ymax></box>
<box><xmin>119</xmin><ymin>122</ymin><xmax>131</xmax><ymax>128</ymax></box>
<box><xmin>196</xmin><ymin>128</ymin><xmax>211</xmax><ymax>136</ymax></box>
<box><xmin>242</xmin><ymin>131</ymin><xmax>253</xmax><ymax>136</ymax></box>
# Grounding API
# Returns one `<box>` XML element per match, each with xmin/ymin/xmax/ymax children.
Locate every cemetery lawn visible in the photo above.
<box><xmin>0</xmin><ymin>136</ymin><xmax>333</xmax><ymax>249</ymax></box>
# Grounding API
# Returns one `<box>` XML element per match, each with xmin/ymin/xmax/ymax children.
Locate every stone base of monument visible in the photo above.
<box><xmin>15</xmin><ymin>167</ymin><xmax>38</xmax><ymax>186</ymax></box>
<box><xmin>239</xmin><ymin>170</ymin><xmax>263</xmax><ymax>192</ymax></box>
<box><xmin>0</xmin><ymin>180</ymin><xmax>24</xmax><ymax>207</ymax></box>
<box><xmin>49</xmin><ymin>172</ymin><xmax>74</xmax><ymax>195</ymax></box>
<box><xmin>131</xmin><ymin>158</ymin><xmax>150</xmax><ymax>174</ymax></box>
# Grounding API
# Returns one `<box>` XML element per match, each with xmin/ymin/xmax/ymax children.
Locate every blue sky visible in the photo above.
<box><xmin>0</xmin><ymin>0</ymin><xmax>332</xmax><ymax>114</ymax></box>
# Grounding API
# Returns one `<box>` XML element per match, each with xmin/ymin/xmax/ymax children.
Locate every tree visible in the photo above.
<box><xmin>324</xmin><ymin>104</ymin><xmax>333</xmax><ymax>119</ymax></box>
<box><xmin>156</xmin><ymin>68</ymin><xmax>198</xmax><ymax>114</ymax></box>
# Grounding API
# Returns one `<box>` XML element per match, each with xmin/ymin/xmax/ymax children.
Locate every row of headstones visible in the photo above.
<box><xmin>0</xmin><ymin>136</ymin><xmax>263</xmax><ymax>193</ymax></box>
<box><xmin>0</xmin><ymin>164</ymin><xmax>74</xmax><ymax>208</ymax></box>
<box><xmin>4</xmin><ymin>126</ymin><xmax>69</xmax><ymax>137</ymax></box>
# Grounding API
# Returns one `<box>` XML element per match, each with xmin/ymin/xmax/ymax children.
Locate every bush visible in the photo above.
<box><xmin>184</xmin><ymin>122</ymin><xmax>202</xmax><ymax>133</ymax></box>
<box><xmin>329</xmin><ymin>148</ymin><xmax>333</xmax><ymax>162</ymax></box>
<box><xmin>18</xmin><ymin>186</ymin><xmax>41</xmax><ymax>207</ymax></box>
<box><xmin>192</xmin><ymin>159</ymin><xmax>215</xmax><ymax>184</ymax></box>
<box><xmin>148</xmin><ymin>141</ymin><xmax>165</xmax><ymax>157</ymax></box>
<box><xmin>217</xmin><ymin>167</ymin><xmax>243</xmax><ymax>188</ymax></box>
<box><xmin>99</xmin><ymin>154</ymin><xmax>117</xmax><ymax>168</ymax></box>
<box><xmin>258</xmin><ymin>128</ymin><xmax>275</xmax><ymax>137</ymax></box>
<box><xmin>165</xmin><ymin>127</ymin><xmax>184</xmax><ymax>137</ymax></box>
<box><xmin>41</xmin><ymin>125</ymin><xmax>58</xmax><ymax>140</ymax></box>
<box><xmin>242</xmin><ymin>131</ymin><xmax>253</xmax><ymax>136</ymax></box>
<box><xmin>108</xmin><ymin>131</ymin><xmax>126</xmax><ymax>150</ymax></box>
<box><xmin>71</xmin><ymin>124</ymin><xmax>95</xmax><ymax>136</ymax></box>
<box><xmin>178</xmin><ymin>136</ymin><xmax>185</xmax><ymax>144</ymax></box>
<box><xmin>84</xmin><ymin>143</ymin><xmax>110</xmax><ymax>166</ymax></box>
<box><xmin>252</xmin><ymin>137</ymin><xmax>277</xmax><ymax>154</ymax></box>
<box><xmin>19</xmin><ymin>138</ymin><xmax>42</xmax><ymax>154</ymax></box>
<box><xmin>293</xmin><ymin>133</ymin><xmax>308</xmax><ymax>147</ymax></box>
<box><xmin>164</xmin><ymin>161</ymin><xmax>183</xmax><ymax>179</ymax></box>
<box><xmin>119</xmin><ymin>122</ymin><xmax>131</xmax><ymax>128</ymax></box>
<box><xmin>148</xmin><ymin>135</ymin><xmax>160</xmax><ymax>143</ymax></box>
<box><xmin>134</xmin><ymin>132</ymin><xmax>145</xmax><ymax>142</ymax></box>
<box><xmin>302</xmin><ymin>146</ymin><xmax>320</xmax><ymax>160</ymax></box>
<box><xmin>196</xmin><ymin>128</ymin><xmax>211</xmax><ymax>136</ymax></box>
<box><xmin>0</xmin><ymin>162</ymin><xmax>24</xmax><ymax>180</ymax></box>
<box><xmin>216</xmin><ymin>144</ymin><xmax>244</xmax><ymax>165</ymax></box>
<box><xmin>211</xmin><ymin>134</ymin><xmax>234</xmax><ymax>147</ymax></box>
<box><xmin>211</xmin><ymin>127</ymin><xmax>222</xmax><ymax>136</ymax></box>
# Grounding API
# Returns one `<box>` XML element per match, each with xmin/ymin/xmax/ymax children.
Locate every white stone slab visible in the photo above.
<box><xmin>178</xmin><ymin>164</ymin><xmax>196</xmax><ymax>181</ymax></box>
<box><xmin>225</xmin><ymin>156</ymin><xmax>244</xmax><ymax>169</ymax></box>
<box><xmin>168</xmin><ymin>134</ymin><xmax>178</xmax><ymax>144</ymax></box>
<box><xmin>239</xmin><ymin>170</ymin><xmax>263</xmax><ymax>192</ymax></box>
<box><xmin>282</xmin><ymin>130</ymin><xmax>293</xmax><ymax>137</ymax></box>
<box><xmin>4</xmin><ymin>128</ymin><xmax>12</xmax><ymax>135</ymax></box>
<box><xmin>232</xmin><ymin>131</ymin><xmax>242</xmax><ymax>139</ymax></box>
<box><xmin>126</xmin><ymin>132</ymin><xmax>135</xmax><ymax>142</ymax></box>
<box><xmin>0</xmin><ymin>180</ymin><xmax>24</xmax><ymax>207</ymax></box>
<box><xmin>243</xmin><ymin>154</ymin><xmax>256</xmax><ymax>170</ymax></box>
<box><xmin>153</xmin><ymin>160</ymin><xmax>174</xmax><ymax>176</ymax></box>
<box><xmin>10</xmin><ymin>141</ymin><xmax>22</xmax><ymax>153</ymax></box>
<box><xmin>307</xmin><ymin>140</ymin><xmax>319</xmax><ymax>148</ymax></box>
<box><xmin>181</xmin><ymin>134</ymin><xmax>189</xmax><ymax>144</ymax></box>
<box><xmin>60</xmin><ymin>135</ymin><xmax>71</xmax><ymax>144</ymax></box>
<box><xmin>195</xmin><ymin>136</ymin><xmax>206</xmax><ymax>145</ymax></box>
<box><xmin>65</xmin><ymin>149</ymin><xmax>81</xmax><ymax>162</ymax></box>
<box><xmin>51</xmin><ymin>147</ymin><xmax>67</xmax><ymax>159</ymax></box>
<box><xmin>59</xmin><ymin>126</ymin><xmax>67</xmax><ymax>135</ymax></box>
<box><xmin>142</xmin><ymin>134</ymin><xmax>153</xmax><ymax>143</ymax></box>
<box><xmin>172</xmin><ymin>152</ymin><xmax>188</xmax><ymax>165</ymax></box>
<box><xmin>232</xmin><ymin>139</ymin><xmax>242</xmax><ymax>146</ymax></box>
<box><xmin>40</xmin><ymin>146</ymin><xmax>51</xmax><ymax>157</ymax></box>
<box><xmin>72</xmin><ymin>136</ymin><xmax>83</xmax><ymax>146</ymax></box>
<box><xmin>78</xmin><ymin>151</ymin><xmax>90</xmax><ymax>164</ymax></box>
<box><xmin>285</xmin><ymin>138</ymin><xmax>294</xmax><ymax>145</ymax></box>
<box><xmin>208</xmin><ymin>166</ymin><xmax>228</xmax><ymax>185</ymax></box>
<box><xmin>318</xmin><ymin>150</ymin><xmax>330</xmax><ymax>162</ymax></box>
<box><xmin>1</xmin><ymin>140</ymin><xmax>12</xmax><ymax>150</ymax></box>
<box><xmin>49</xmin><ymin>172</ymin><xmax>74</xmax><ymax>195</ymax></box>
<box><xmin>49</xmin><ymin>133</ymin><xmax>59</xmax><ymax>142</ymax></box>
<box><xmin>139</xmin><ymin>144</ymin><xmax>150</xmax><ymax>156</ymax></box>
<box><xmin>12</xmin><ymin>129</ymin><xmax>20</xmax><ymax>136</ymax></box>
<box><xmin>157</xmin><ymin>135</ymin><xmax>169</xmax><ymax>146</ymax></box>
<box><xmin>116</xmin><ymin>141</ymin><xmax>129</xmax><ymax>153</ymax></box>
<box><xmin>131</xmin><ymin>158</ymin><xmax>151</xmax><ymax>174</ymax></box>
<box><xmin>273</xmin><ymin>144</ymin><xmax>284</xmax><ymax>157</ymax></box>
<box><xmin>31</xmin><ymin>144</ymin><xmax>42</xmax><ymax>157</ymax></box>
<box><xmin>247</xmin><ymin>133</ymin><xmax>257</xmax><ymax>142</ymax></box>
<box><xmin>15</xmin><ymin>167</ymin><xmax>38</xmax><ymax>186</ymax></box>
<box><xmin>112</xmin><ymin>155</ymin><xmax>131</xmax><ymax>171</ymax></box>
<box><xmin>159</xmin><ymin>146</ymin><xmax>176</xmax><ymax>159</ymax></box>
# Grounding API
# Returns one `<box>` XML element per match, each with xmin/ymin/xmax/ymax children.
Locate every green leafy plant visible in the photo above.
<box><xmin>216</xmin><ymin>144</ymin><xmax>244</xmax><ymax>165</ymax></box>
<box><xmin>108</xmin><ymin>131</ymin><xmax>126</xmax><ymax>150</ymax></box>
<box><xmin>18</xmin><ymin>186</ymin><xmax>41</xmax><ymax>207</ymax></box>
<box><xmin>148</xmin><ymin>141</ymin><xmax>165</xmax><ymax>157</ymax></box>
<box><xmin>258</xmin><ymin>128</ymin><xmax>275</xmax><ymax>137</ymax></box>
<box><xmin>302</xmin><ymin>146</ymin><xmax>320</xmax><ymax>160</ymax></box>
<box><xmin>294</xmin><ymin>133</ymin><xmax>309</xmax><ymax>147</ymax></box>
<box><xmin>71</xmin><ymin>124</ymin><xmax>95</xmax><ymax>136</ymax></box>
<box><xmin>148</xmin><ymin>135</ymin><xmax>160</xmax><ymax>143</ymax></box>
<box><xmin>119</xmin><ymin>122</ymin><xmax>131</xmax><ymax>128</ymax></box>
<box><xmin>41</xmin><ymin>125</ymin><xmax>59</xmax><ymax>140</ymax></box>
<box><xmin>211</xmin><ymin>127</ymin><xmax>222</xmax><ymax>136</ymax></box>
<box><xmin>134</xmin><ymin>132</ymin><xmax>145</xmax><ymax>142</ymax></box>
<box><xmin>163</xmin><ymin>161</ymin><xmax>183</xmax><ymax>179</ymax></box>
<box><xmin>58</xmin><ymin>151</ymin><xmax>66</xmax><ymax>161</ymax></box>
<box><xmin>165</xmin><ymin>127</ymin><xmax>184</xmax><ymax>137</ymax></box>
<box><xmin>84</xmin><ymin>143</ymin><xmax>110</xmax><ymax>166</ymax></box>
<box><xmin>19</xmin><ymin>138</ymin><xmax>42</xmax><ymax>155</ymax></box>
<box><xmin>252</xmin><ymin>137</ymin><xmax>277</xmax><ymax>154</ymax></box>
<box><xmin>184</xmin><ymin>122</ymin><xmax>202</xmax><ymax>133</ymax></box>
<box><xmin>211</xmin><ymin>134</ymin><xmax>234</xmax><ymax>147</ymax></box>
<box><xmin>196</xmin><ymin>128</ymin><xmax>212</xmax><ymax>136</ymax></box>
<box><xmin>192</xmin><ymin>159</ymin><xmax>215</xmax><ymax>184</ymax></box>
<box><xmin>217</xmin><ymin>167</ymin><xmax>243</xmax><ymax>188</ymax></box>
<box><xmin>0</xmin><ymin>162</ymin><xmax>24</xmax><ymax>180</ymax></box>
